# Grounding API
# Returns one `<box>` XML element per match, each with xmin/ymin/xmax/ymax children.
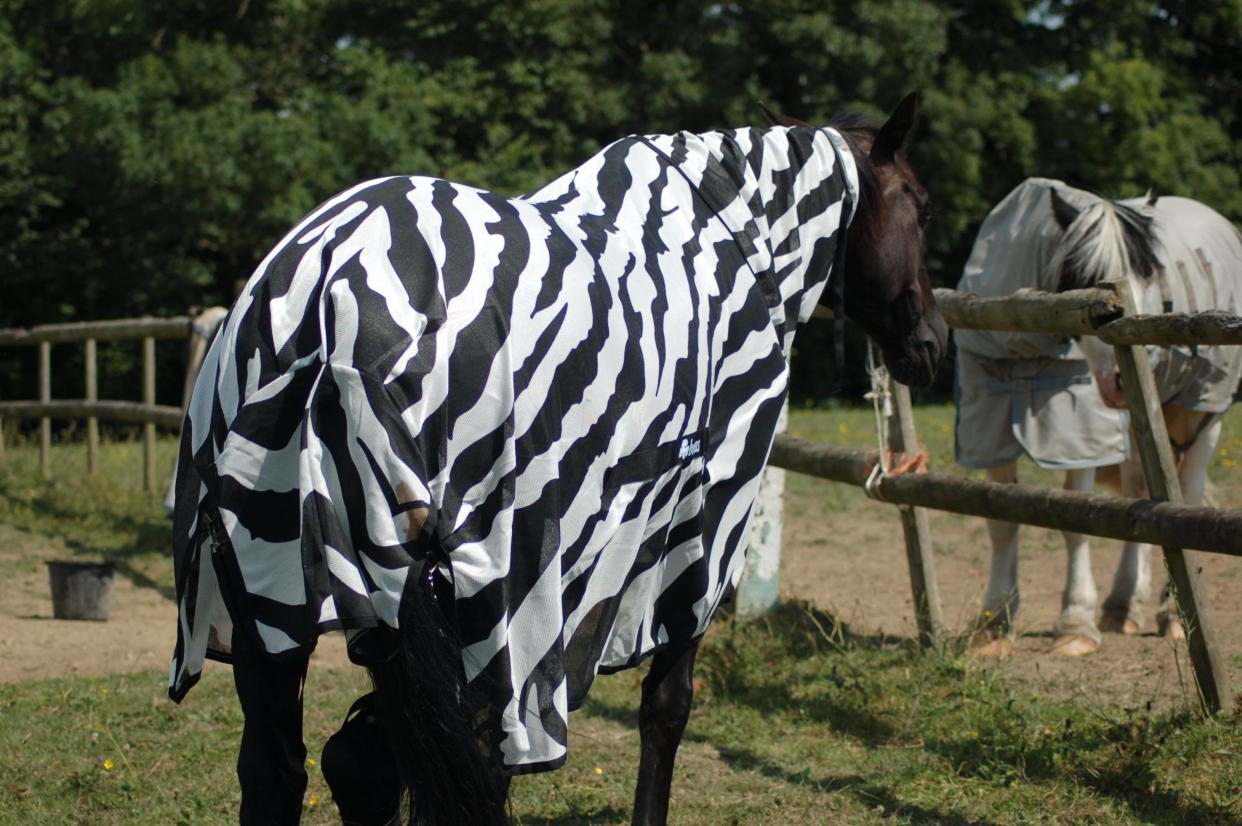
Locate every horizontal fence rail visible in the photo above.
<box><xmin>0</xmin><ymin>308</ymin><xmax>226</xmax><ymax>490</ymax></box>
<box><xmin>797</xmin><ymin>282</ymin><xmax>1238</xmax><ymax>714</ymax></box>
<box><xmin>933</xmin><ymin>287</ymin><xmax>1242</xmax><ymax>345</ymax></box>
<box><xmin>0</xmin><ymin>316</ymin><xmax>195</xmax><ymax>345</ymax></box>
<box><xmin>770</xmin><ymin>434</ymin><xmax>1242</xmax><ymax>558</ymax></box>
<box><xmin>932</xmin><ymin>286</ymin><xmax>1122</xmax><ymax>336</ymax></box>
<box><xmin>1090</xmin><ymin>310</ymin><xmax>1242</xmax><ymax>346</ymax></box>
<box><xmin>0</xmin><ymin>400</ymin><xmax>183</xmax><ymax>430</ymax></box>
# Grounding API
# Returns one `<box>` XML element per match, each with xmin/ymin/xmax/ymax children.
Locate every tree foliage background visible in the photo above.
<box><xmin>2</xmin><ymin>0</ymin><xmax>1239</xmax><ymax>404</ymax></box>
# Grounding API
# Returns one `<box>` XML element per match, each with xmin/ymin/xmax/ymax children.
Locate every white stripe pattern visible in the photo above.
<box><xmin>169</xmin><ymin>126</ymin><xmax>856</xmax><ymax>771</ymax></box>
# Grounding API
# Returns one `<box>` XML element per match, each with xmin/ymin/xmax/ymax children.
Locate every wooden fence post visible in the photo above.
<box><xmin>161</xmin><ymin>306</ymin><xmax>228</xmax><ymax>509</ymax></box>
<box><xmin>1106</xmin><ymin>281</ymin><xmax>1232</xmax><ymax>714</ymax></box>
<box><xmin>39</xmin><ymin>340</ymin><xmax>50</xmax><ymax>478</ymax></box>
<box><xmin>143</xmin><ymin>336</ymin><xmax>156</xmax><ymax>492</ymax></box>
<box><xmin>177</xmin><ymin>308</ymin><xmax>227</xmax><ymax>416</ymax></box>
<box><xmin>888</xmin><ymin>378</ymin><xmax>943</xmax><ymax>647</ymax></box>
<box><xmin>86</xmin><ymin>338</ymin><xmax>98</xmax><ymax>474</ymax></box>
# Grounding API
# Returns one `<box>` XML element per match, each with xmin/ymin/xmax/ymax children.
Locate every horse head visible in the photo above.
<box><xmin>824</xmin><ymin>94</ymin><xmax>947</xmax><ymax>387</ymax></box>
<box><xmin>1047</xmin><ymin>187</ymin><xmax>1160</xmax><ymax>408</ymax></box>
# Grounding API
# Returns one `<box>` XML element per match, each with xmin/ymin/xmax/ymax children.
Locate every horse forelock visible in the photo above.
<box><xmin>1049</xmin><ymin>196</ymin><xmax>1159</xmax><ymax>291</ymax></box>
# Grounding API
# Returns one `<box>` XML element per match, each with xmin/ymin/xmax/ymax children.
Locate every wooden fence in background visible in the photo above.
<box><xmin>771</xmin><ymin>280</ymin><xmax>1242</xmax><ymax>715</ymax></box>
<box><xmin>5</xmin><ymin>288</ymin><xmax>1241</xmax><ymax>712</ymax></box>
<box><xmin>0</xmin><ymin>308</ymin><xmax>226</xmax><ymax>491</ymax></box>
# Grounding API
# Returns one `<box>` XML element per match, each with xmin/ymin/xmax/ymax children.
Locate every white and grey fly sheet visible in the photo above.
<box><xmin>955</xmin><ymin>177</ymin><xmax>1242</xmax><ymax>471</ymax></box>
<box><xmin>954</xmin><ymin>178</ymin><xmax>1127</xmax><ymax>469</ymax></box>
<box><xmin>956</xmin><ymin>176</ymin><xmax>1242</xmax><ymax>656</ymax></box>
<box><xmin>169</xmin><ymin>126</ymin><xmax>858</xmax><ymax>772</ymax></box>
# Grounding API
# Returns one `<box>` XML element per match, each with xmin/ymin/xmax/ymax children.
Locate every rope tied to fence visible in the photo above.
<box><xmin>863</xmin><ymin>345</ymin><xmax>893</xmax><ymax>501</ymax></box>
<box><xmin>862</xmin><ymin>344</ymin><xmax>929</xmax><ymax>501</ymax></box>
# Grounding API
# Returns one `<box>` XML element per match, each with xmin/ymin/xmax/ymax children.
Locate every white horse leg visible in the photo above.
<box><xmin>973</xmin><ymin>462</ymin><xmax>1020</xmax><ymax>655</ymax></box>
<box><xmin>1155</xmin><ymin>411</ymin><xmax>1223</xmax><ymax>638</ymax></box>
<box><xmin>1101</xmin><ymin>453</ymin><xmax>1151</xmax><ymax>634</ymax></box>
<box><xmin>1051</xmin><ymin>468</ymin><xmax>1100</xmax><ymax>655</ymax></box>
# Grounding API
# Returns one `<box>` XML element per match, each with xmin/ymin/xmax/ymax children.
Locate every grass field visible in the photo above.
<box><xmin>1</xmin><ymin>410</ymin><xmax>1240</xmax><ymax>824</ymax></box>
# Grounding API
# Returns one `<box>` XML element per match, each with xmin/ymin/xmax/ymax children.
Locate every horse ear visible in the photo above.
<box><xmin>1049</xmin><ymin>188</ymin><xmax>1080</xmax><ymax>231</ymax></box>
<box><xmin>870</xmin><ymin>91</ymin><xmax>920</xmax><ymax>165</ymax></box>
<box><xmin>757</xmin><ymin>101</ymin><xmax>813</xmax><ymax>128</ymax></box>
<box><xmin>1147</xmin><ymin>192</ymin><xmax>1159</xmax><ymax>208</ymax></box>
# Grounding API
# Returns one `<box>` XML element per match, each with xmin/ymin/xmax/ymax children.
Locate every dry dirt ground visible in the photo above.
<box><xmin>2</xmin><ymin>488</ymin><xmax>1240</xmax><ymax>713</ymax></box>
<box><xmin>0</xmin><ymin>523</ymin><xmax>354</xmax><ymax>685</ymax></box>
<box><xmin>783</xmin><ymin>492</ymin><xmax>1242</xmax><ymax>712</ymax></box>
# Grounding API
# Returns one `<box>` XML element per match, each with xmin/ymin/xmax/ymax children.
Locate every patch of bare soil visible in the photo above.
<box><xmin>0</xmin><ymin>525</ymin><xmax>350</xmax><ymax>686</ymax></box>
<box><xmin>4</xmin><ymin>491</ymin><xmax>1240</xmax><ymax>714</ymax></box>
<box><xmin>781</xmin><ymin>493</ymin><xmax>1242</xmax><ymax>712</ymax></box>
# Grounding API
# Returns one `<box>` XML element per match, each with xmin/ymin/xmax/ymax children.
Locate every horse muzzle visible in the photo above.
<box><xmin>884</xmin><ymin>315</ymin><xmax>947</xmax><ymax>388</ymax></box>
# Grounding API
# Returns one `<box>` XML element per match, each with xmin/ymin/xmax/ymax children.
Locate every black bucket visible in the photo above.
<box><xmin>46</xmin><ymin>560</ymin><xmax>116</xmax><ymax>621</ymax></box>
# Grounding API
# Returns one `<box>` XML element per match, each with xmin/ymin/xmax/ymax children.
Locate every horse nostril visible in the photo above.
<box><xmin>918</xmin><ymin>326</ymin><xmax>944</xmax><ymax>362</ymax></box>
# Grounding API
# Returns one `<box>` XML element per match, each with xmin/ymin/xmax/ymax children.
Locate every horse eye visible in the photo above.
<box><xmin>904</xmin><ymin>182</ymin><xmax>931</xmax><ymax>228</ymax></box>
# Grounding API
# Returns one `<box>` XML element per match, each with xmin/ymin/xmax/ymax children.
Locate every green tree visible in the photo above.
<box><xmin>0</xmin><ymin>0</ymin><xmax>1237</xmax><ymax>405</ymax></box>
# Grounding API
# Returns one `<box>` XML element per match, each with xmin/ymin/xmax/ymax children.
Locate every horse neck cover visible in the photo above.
<box><xmin>170</xmin><ymin>126</ymin><xmax>858</xmax><ymax>772</ymax></box>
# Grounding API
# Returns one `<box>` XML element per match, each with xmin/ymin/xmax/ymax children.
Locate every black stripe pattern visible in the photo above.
<box><xmin>169</xmin><ymin>126</ymin><xmax>858</xmax><ymax>772</ymax></box>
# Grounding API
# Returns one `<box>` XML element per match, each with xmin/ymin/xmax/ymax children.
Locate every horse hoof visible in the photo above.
<box><xmin>1157</xmin><ymin>614</ymin><xmax>1186</xmax><ymax>640</ymax></box>
<box><xmin>323</xmin><ymin>693</ymin><xmax>403</xmax><ymax>826</ymax></box>
<box><xmin>969</xmin><ymin>633</ymin><xmax>1013</xmax><ymax>657</ymax></box>
<box><xmin>1098</xmin><ymin>614</ymin><xmax>1140</xmax><ymax>635</ymax></box>
<box><xmin>1050</xmin><ymin>634</ymin><xmax>1098</xmax><ymax>657</ymax></box>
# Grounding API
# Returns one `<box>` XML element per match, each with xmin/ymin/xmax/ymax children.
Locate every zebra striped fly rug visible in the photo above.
<box><xmin>170</xmin><ymin>125</ymin><xmax>857</xmax><ymax>772</ymax></box>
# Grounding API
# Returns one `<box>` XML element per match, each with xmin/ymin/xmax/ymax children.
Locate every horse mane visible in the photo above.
<box><xmin>1048</xmin><ymin>194</ymin><xmax>1160</xmax><ymax>291</ymax></box>
<box><xmin>826</xmin><ymin>111</ymin><xmax>876</xmax><ymax>135</ymax></box>
<box><xmin>824</xmin><ymin>112</ymin><xmax>881</xmax><ymax>236</ymax></box>
<box><xmin>751</xmin><ymin>105</ymin><xmax>890</xmax><ymax>238</ymax></box>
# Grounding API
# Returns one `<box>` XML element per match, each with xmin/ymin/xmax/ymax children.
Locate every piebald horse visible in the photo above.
<box><xmin>955</xmin><ymin>178</ymin><xmax>1242</xmax><ymax>656</ymax></box>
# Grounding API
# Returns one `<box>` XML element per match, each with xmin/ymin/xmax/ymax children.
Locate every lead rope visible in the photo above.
<box><xmin>862</xmin><ymin>341</ymin><xmax>892</xmax><ymax>501</ymax></box>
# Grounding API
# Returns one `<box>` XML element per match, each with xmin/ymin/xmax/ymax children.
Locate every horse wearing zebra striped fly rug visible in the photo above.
<box><xmin>169</xmin><ymin>93</ymin><xmax>944</xmax><ymax>825</ymax></box>
<box><xmin>956</xmin><ymin>178</ymin><xmax>1242</xmax><ymax>658</ymax></box>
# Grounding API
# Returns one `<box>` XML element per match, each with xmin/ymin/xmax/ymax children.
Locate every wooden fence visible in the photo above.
<box><xmin>770</xmin><ymin>280</ymin><xmax>1241</xmax><ymax>715</ymax></box>
<box><xmin>5</xmin><ymin>290</ymin><xmax>1240</xmax><ymax>711</ymax></box>
<box><xmin>0</xmin><ymin>308</ymin><xmax>227</xmax><ymax>490</ymax></box>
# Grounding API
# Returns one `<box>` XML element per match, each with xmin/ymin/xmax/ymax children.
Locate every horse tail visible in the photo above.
<box><xmin>368</xmin><ymin>563</ymin><xmax>509</xmax><ymax>826</ymax></box>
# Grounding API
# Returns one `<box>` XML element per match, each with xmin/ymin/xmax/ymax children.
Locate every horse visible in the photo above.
<box><xmin>954</xmin><ymin>177</ymin><xmax>1242</xmax><ymax>657</ymax></box>
<box><xmin>168</xmin><ymin>92</ymin><xmax>946</xmax><ymax>825</ymax></box>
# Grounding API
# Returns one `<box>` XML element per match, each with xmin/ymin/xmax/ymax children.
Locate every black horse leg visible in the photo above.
<box><xmin>322</xmin><ymin>689</ymin><xmax>514</xmax><ymax>826</ymax></box>
<box><xmin>321</xmin><ymin>692</ymin><xmax>403</xmax><ymax>826</ymax></box>
<box><xmin>632</xmin><ymin>638</ymin><xmax>700</xmax><ymax>826</ymax></box>
<box><xmin>231</xmin><ymin>630</ymin><xmax>311</xmax><ymax>825</ymax></box>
